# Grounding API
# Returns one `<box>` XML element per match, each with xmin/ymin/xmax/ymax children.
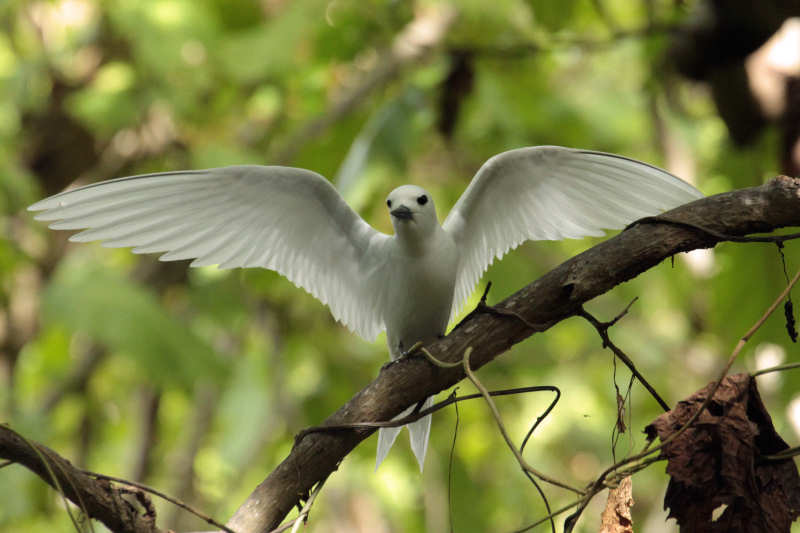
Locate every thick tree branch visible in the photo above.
<box><xmin>228</xmin><ymin>176</ymin><xmax>800</xmax><ymax>533</ymax></box>
<box><xmin>0</xmin><ymin>425</ymin><xmax>162</xmax><ymax>533</ymax></box>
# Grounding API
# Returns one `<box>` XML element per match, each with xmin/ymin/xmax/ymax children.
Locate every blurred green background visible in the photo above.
<box><xmin>1</xmin><ymin>0</ymin><xmax>799</xmax><ymax>531</ymax></box>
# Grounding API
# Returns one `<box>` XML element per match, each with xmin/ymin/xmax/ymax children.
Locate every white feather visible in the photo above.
<box><xmin>443</xmin><ymin>146</ymin><xmax>703</xmax><ymax>320</ymax></box>
<box><xmin>29</xmin><ymin>166</ymin><xmax>391</xmax><ymax>341</ymax></box>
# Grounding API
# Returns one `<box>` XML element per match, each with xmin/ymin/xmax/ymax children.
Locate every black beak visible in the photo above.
<box><xmin>391</xmin><ymin>205</ymin><xmax>413</xmax><ymax>220</ymax></box>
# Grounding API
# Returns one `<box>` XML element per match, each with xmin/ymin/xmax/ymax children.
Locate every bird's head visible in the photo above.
<box><xmin>386</xmin><ymin>185</ymin><xmax>439</xmax><ymax>237</ymax></box>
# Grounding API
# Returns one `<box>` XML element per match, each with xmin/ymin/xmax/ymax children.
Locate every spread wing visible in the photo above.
<box><xmin>442</xmin><ymin>146</ymin><xmax>703</xmax><ymax>316</ymax></box>
<box><xmin>29</xmin><ymin>166</ymin><xmax>391</xmax><ymax>341</ymax></box>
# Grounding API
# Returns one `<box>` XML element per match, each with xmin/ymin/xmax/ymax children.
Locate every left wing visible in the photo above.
<box><xmin>442</xmin><ymin>146</ymin><xmax>703</xmax><ymax>317</ymax></box>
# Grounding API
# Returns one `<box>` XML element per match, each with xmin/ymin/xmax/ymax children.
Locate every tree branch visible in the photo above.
<box><xmin>227</xmin><ymin>176</ymin><xmax>800</xmax><ymax>533</ymax></box>
<box><xmin>0</xmin><ymin>424</ymin><xmax>162</xmax><ymax>533</ymax></box>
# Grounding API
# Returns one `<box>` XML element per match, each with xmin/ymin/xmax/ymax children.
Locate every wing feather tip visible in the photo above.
<box><xmin>68</xmin><ymin>233</ymin><xmax>95</xmax><ymax>243</ymax></box>
<box><xmin>29</xmin><ymin>199</ymin><xmax>63</xmax><ymax>212</ymax></box>
<box><xmin>34</xmin><ymin>211</ymin><xmax>62</xmax><ymax>221</ymax></box>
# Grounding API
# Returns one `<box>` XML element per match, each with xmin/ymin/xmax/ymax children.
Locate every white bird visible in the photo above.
<box><xmin>29</xmin><ymin>146</ymin><xmax>703</xmax><ymax>471</ymax></box>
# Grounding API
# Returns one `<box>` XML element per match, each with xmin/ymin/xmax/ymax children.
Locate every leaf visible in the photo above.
<box><xmin>42</xmin><ymin>254</ymin><xmax>227</xmax><ymax>389</ymax></box>
<box><xmin>216</xmin><ymin>0</ymin><xmax>324</xmax><ymax>84</ymax></box>
<box><xmin>645</xmin><ymin>373</ymin><xmax>800</xmax><ymax>532</ymax></box>
<box><xmin>528</xmin><ymin>0</ymin><xmax>579</xmax><ymax>32</ymax></box>
<box><xmin>600</xmin><ymin>476</ymin><xmax>634</xmax><ymax>533</ymax></box>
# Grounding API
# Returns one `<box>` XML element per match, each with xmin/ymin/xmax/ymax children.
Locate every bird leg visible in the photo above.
<box><xmin>379</xmin><ymin>341</ymin><xmax>427</xmax><ymax>372</ymax></box>
<box><xmin>400</xmin><ymin>340</ymin><xmax>426</xmax><ymax>358</ymax></box>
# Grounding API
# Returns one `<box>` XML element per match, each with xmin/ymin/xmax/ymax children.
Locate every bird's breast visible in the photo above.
<box><xmin>383</xmin><ymin>233</ymin><xmax>458</xmax><ymax>359</ymax></box>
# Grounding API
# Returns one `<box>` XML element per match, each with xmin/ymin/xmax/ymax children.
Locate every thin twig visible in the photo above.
<box><xmin>762</xmin><ymin>446</ymin><xmax>800</xmax><ymax>461</ymax></box>
<box><xmin>448</xmin><ymin>394</ymin><xmax>459</xmax><ymax>533</ymax></box>
<box><xmin>515</xmin><ymin>455</ymin><xmax>666</xmax><ymax>533</ymax></box>
<box><xmin>461</xmin><ymin>348</ymin><xmax>582</xmax><ymax>495</ymax></box>
<box><xmin>520</xmin><ymin>385</ymin><xmax>561</xmax><ymax>454</ymax></box>
<box><xmin>752</xmin><ymin>361</ymin><xmax>800</xmax><ymax>377</ymax></box>
<box><xmin>452</xmin><ymin>281</ymin><xmax>554</xmax><ymax>334</ymax></box>
<box><xmin>294</xmin><ymin>385</ymin><xmax>559</xmax><ymax>445</ymax></box>
<box><xmin>610</xmin><ymin>364</ymin><xmax>635</xmax><ymax>462</ymax></box>
<box><xmin>429</xmin><ymin>342</ymin><xmax>562</xmax><ymax>532</ymax></box>
<box><xmin>416</xmin><ymin>343</ymin><xmax>464</xmax><ymax>368</ymax></box>
<box><xmin>290</xmin><ymin>476</ymin><xmax>327</xmax><ymax>533</ymax></box>
<box><xmin>459</xmin><ymin>348</ymin><xmax>559</xmax><ymax>533</ymax></box>
<box><xmin>52</xmin><ymin>453</ymin><xmax>96</xmax><ymax>533</ymax></box>
<box><xmin>627</xmin><ymin>216</ymin><xmax>800</xmax><ymax>245</ymax></box>
<box><xmin>265</xmin><ymin>475</ymin><xmax>329</xmax><ymax>533</ymax></box>
<box><xmin>510</xmin><ymin>499</ymin><xmax>582</xmax><ymax>533</ymax></box>
<box><xmin>578</xmin><ymin>303</ymin><xmax>670</xmax><ymax>412</ymax></box>
<box><xmin>82</xmin><ymin>470</ymin><xmax>236</xmax><ymax>533</ymax></box>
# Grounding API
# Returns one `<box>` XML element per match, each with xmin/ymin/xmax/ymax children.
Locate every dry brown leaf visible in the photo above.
<box><xmin>644</xmin><ymin>373</ymin><xmax>800</xmax><ymax>532</ymax></box>
<box><xmin>600</xmin><ymin>476</ymin><xmax>634</xmax><ymax>533</ymax></box>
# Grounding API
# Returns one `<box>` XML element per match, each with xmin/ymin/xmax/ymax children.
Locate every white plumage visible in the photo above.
<box><xmin>29</xmin><ymin>146</ymin><xmax>703</xmax><ymax>471</ymax></box>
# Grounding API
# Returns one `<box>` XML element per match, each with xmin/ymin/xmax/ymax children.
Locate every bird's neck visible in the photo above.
<box><xmin>394</xmin><ymin>223</ymin><xmax>441</xmax><ymax>256</ymax></box>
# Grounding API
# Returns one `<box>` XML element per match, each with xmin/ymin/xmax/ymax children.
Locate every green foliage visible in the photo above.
<box><xmin>1</xmin><ymin>1</ymin><xmax>799</xmax><ymax>532</ymax></box>
<box><xmin>42</xmin><ymin>253</ymin><xmax>227</xmax><ymax>389</ymax></box>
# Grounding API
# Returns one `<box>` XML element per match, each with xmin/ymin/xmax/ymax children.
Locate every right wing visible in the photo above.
<box><xmin>29</xmin><ymin>166</ymin><xmax>391</xmax><ymax>341</ymax></box>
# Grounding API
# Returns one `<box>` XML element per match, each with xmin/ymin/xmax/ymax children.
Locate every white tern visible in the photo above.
<box><xmin>29</xmin><ymin>145</ymin><xmax>703</xmax><ymax>471</ymax></box>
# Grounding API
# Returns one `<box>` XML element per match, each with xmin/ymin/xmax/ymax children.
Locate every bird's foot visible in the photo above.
<box><xmin>401</xmin><ymin>340</ymin><xmax>426</xmax><ymax>358</ymax></box>
<box><xmin>379</xmin><ymin>359</ymin><xmax>397</xmax><ymax>372</ymax></box>
<box><xmin>380</xmin><ymin>341</ymin><xmax>426</xmax><ymax>372</ymax></box>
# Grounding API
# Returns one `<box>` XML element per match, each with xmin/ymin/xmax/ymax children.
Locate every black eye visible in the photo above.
<box><xmin>387</xmin><ymin>199</ymin><xmax>392</xmax><ymax>208</ymax></box>
<box><xmin>417</xmin><ymin>195</ymin><xmax>428</xmax><ymax>206</ymax></box>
